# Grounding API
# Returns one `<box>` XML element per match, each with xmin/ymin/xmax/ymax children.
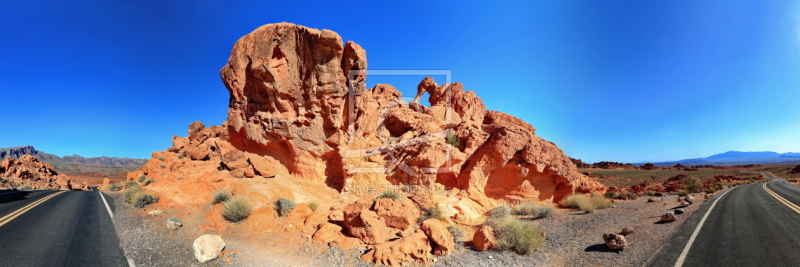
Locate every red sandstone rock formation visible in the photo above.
<box><xmin>791</xmin><ymin>165</ymin><xmax>800</xmax><ymax>173</ymax></box>
<box><xmin>592</xmin><ymin>161</ymin><xmax>638</xmax><ymax>169</ymax></box>
<box><xmin>569</xmin><ymin>158</ymin><xmax>591</xmax><ymax>168</ymax></box>
<box><xmin>640</xmin><ymin>163</ymin><xmax>659</xmax><ymax>170</ymax></box>
<box><xmin>0</xmin><ymin>155</ymin><xmax>88</xmax><ymax>190</ymax></box>
<box><xmin>131</xmin><ymin>22</ymin><xmax>607</xmax><ymax>266</ymax></box>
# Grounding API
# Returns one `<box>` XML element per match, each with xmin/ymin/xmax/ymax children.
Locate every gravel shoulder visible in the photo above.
<box><xmin>110</xmin><ymin>191</ymin><xmax>711</xmax><ymax>267</ymax></box>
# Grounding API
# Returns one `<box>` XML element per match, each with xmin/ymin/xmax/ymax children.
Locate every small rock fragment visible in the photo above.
<box><xmin>602</xmin><ymin>233</ymin><xmax>627</xmax><ymax>250</ymax></box>
<box><xmin>661</xmin><ymin>212</ymin><xmax>677</xmax><ymax>222</ymax></box>
<box><xmin>167</xmin><ymin>218</ymin><xmax>182</xmax><ymax>230</ymax></box>
<box><xmin>621</xmin><ymin>227</ymin><xmax>633</xmax><ymax>235</ymax></box>
<box><xmin>681</xmin><ymin>201</ymin><xmax>691</xmax><ymax>207</ymax></box>
<box><xmin>148</xmin><ymin>209</ymin><xmax>165</xmax><ymax>216</ymax></box>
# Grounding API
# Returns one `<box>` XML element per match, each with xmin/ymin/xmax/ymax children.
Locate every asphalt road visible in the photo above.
<box><xmin>0</xmin><ymin>189</ymin><xmax>129</xmax><ymax>267</ymax></box>
<box><xmin>649</xmin><ymin>173</ymin><xmax>800</xmax><ymax>267</ymax></box>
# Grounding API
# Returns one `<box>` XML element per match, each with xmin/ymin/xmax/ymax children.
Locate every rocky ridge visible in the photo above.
<box><xmin>0</xmin><ymin>146</ymin><xmax>146</xmax><ymax>167</ymax></box>
<box><xmin>0</xmin><ymin>154</ymin><xmax>88</xmax><ymax>190</ymax></box>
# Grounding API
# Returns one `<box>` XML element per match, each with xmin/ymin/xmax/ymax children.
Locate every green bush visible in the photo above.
<box><xmin>177</xmin><ymin>177</ymin><xmax>184</xmax><ymax>180</ymax></box>
<box><xmin>158</xmin><ymin>156</ymin><xmax>164</xmax><ymax>161</ymax></box>
<box><xmin>713</xmin><ymin>183</ymin><xmax>723</xmax><ymax>191</ymax></box>
<box><xmin>308</xmin><ymin>202</ymin><xmax>319</xmax><ymax>212</ymax></box>
<box><xmin>123</xmin><ymin>188</ymin><xmax>145</xmax><ymax>203</ymax></box>
<box><xmin>604</xmin><ymin>191</ymin><xmax>619</xmax><ymax>198</ymax></box>
<box><xmin>513</xmin><ymin>202</ymin><xmax>555</xmax><ymax>219</ymax></box>
<box><xmin>223</xmin><ymin>196</ymin><xmax>252</xmax><ymax>222</ymax></box>
<box><xmin>107</xmin><ymin>183</ymin><xmax>122</xmax><ymax>191</ymax></box>
<box><xmin>654</xmin><ymin>192</ymin><xmax>664</xmax><ymax>197</ymax></box>
<box><xmin>378</xmin><ymin>189</ymin><xmax>401</xmax><ymax>201</ymax></box>
<box><xmin>677</xmin><ymin>190</ymin><xmax>689</xmax><ymax>197</ymax></box>
<box><xmin>419</xmin><ymin>206</ymin><xmax>445</xmax><ymax>222</ymax></box>
<box><xmin>274</xmin><ymin>198</ymin><xmax>295</xmax><ymax>217</ymax></box>
<box><xmin>133</xmin><ymin>193</ymin><xmax>159</xmax><ymax>208</ymax></box>
<box><xmin>124</xmin><ymin>180</ymin><xmax>139</xmax><ymax>189</ymax></box>
<box><xmin>488</xmin><ymin>205</ymin><xmax>512</xmax><ymax>218</ymax></box>
<box><xmin>619</xmin><ymin>191</ymin><xmax>638</xmax><ymax>200</ymax></box>
<box><xmin>560</xmin><ymin>194</ymin><xmax>611</xmax><ymax>213</ymax></box>
<box><xmin>177</xmin><ymin>154</ymin><xmax>185</xmax><ymax>159</ymax></box>
<box><xmin>17</xmin><ymin>184</ymin><xmax>32</xmax><ymax>190</ymax></box>
<box><xmin>446</xmin><ymin>133</ymin><xmax>460</xmax><ymax>148</ymax></box>
<box><xmin>137</xmin><ymin>174</ymin><xmax>146</xmax><ymax>182</ymax></box>
<box><xmin>212</xmin><ymin>189</ymin><xmax>230</xmax><ymax>204</ymax></box>
<box><xmin>644</xmin><ymin>191</ymin><xmax>656</xmax><ymax>196</ymax></box>
<box><xmin>491</xmin><ymin>217</ymin><xmax>545</xmax><ymax>255</ymax></box>
<box><xmin>703</xmin><ymin>188</ymin><xmax>715</xmax><ymax>194</ymax></box>
<box><xmin>159</xmin><ymin>164</ymin><xmax>166</xmax><ymax>169</ymax></box>
<box><xmin>682</xmin><ymin>176</ymin><xmax>702</xmax><ymax>193</ymax></box>
<box><xmin>748</xmin><ymin>178</ymin><xmax>756</xmax><ymax>183</ymax></box>
<box><xmin>142</xmin><ymin>178</ymin><xmax>154</xmax><ymax>186</ymax></box>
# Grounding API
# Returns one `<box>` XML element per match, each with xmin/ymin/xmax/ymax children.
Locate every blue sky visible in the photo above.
<box><xmin>1</xmin><ymin>1</ymin><xmax>799</xmax><ymax>163</ymax></box>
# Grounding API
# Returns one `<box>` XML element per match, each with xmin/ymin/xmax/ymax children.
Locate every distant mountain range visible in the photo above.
<box><xmin>642</xmin><ymin>151</ymin><xmax>800</xmax><ymax>166</ymax></box>
<box><xmin>0</xmin><ymin>146</ymin><xmax>147</xmax><ymax>167</ymax></box>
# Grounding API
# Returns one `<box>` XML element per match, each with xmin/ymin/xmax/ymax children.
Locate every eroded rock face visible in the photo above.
<box><xmin>373</xmin><ymin>197</ymin><xmax>419</xmax><ymax>230</ymax></box>
<box><xmin>420</xmin><ymin>219</ymin><xmax>455</xmax><ymax>256</ymax></box>
<box><xmin>215</xmin><ymin>22</ymin><xmax>604</xmax><ymax>206</ymax></box>
<box><xmin>360</xmin><ymin>229</ymin><xmax>431</xmax><ymax>266</ymax></box>
<box><xmin>473</xmin><ymin>225</ymin><xmax>498</xmax><ymax>251</ymax></box>
<box><xmin>0</xmin><ymin>155</ymin><xmax>88</xmax><ymax>190</ymax></box>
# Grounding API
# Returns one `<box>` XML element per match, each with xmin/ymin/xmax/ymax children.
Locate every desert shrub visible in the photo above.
<box><xmin>177</xmin><ymin>177</ymin><xmax>184</xmax><ymax>180</ymax></box>
<box><xmin>309</xmin><ymin>202</ymin><xmax>319</xmax><ymax>212</ymax></box>
<box><xmin>107</xmin><ymin>183</ymin><xmax>122</xmax><ymax>191</ymax></box>
<box><xmin>17</xmin><ymin>184</ymin><xmax>32</xmax><ymax>190</ymax></box>
<box><xmin>560</xmin><ymin>194</ymin><xmax>611</xmax><ymax>213</ymax></box>
<box><xmin>748</xmin><ymin>178</ymin><xmax>756</xmax><ymax>183</ymax></box>
<box><xmin>124</xmin><ymin>188</ymin><xmax>145</xmax><ymax>203</ymax></box>
<box><xmin>677</xmin><ymin>190</ymin><xmax>689</xmax><ymax>197</ymax></box>
<box><xmin>177</xmin><ymin>154</ymin><xmax>185</xmax><ymax>159</ymax></box>
<box><xmin>644</xmin><ymin>191</ymin><xmax>656</xmax><ymax>196</ymax></box>
<box><xmin>159</xmin><ymin>164</ymin><xmax>165</xmax><ymax>169</ymax></box>
<box><xmin>223</xmin><ymin>196</ymin><xmax>252</xmax><ymax>222</ymax></box>
<box><xmin>378</xmin><ymin>189</ymin><xmax>401</xmax><ymax>201</ymax></box>
<box><xmin>446</xmin><ymin>133</ymin><xmax>460</xmax><ymax>148</ymax></box>
<box><xmin>217</xmin><ymin>166</ymin><xmax>224</xmax><ymax>171</ymax></box>
<box><xmin>158</xmin><ymin>156</ymin><xmax>164</xmax><ymax>161</ymax></box>
<box><xmin>0</xmin><ymin>178</ymin><xmax>6</xmax><ymax>184</ymax></box>
<box><xmin>447</xmin><ymin>225</ymin><xmax>466</xmax><ymax>250</ymax></box>
<box><xmin>133</xmin><ymin>193</ymin><xmax>159</xmax><ymax>208</ymax></box>
<box><xmin>274</xmin><ymin>198</ymin><xmax>295</xmax><ymax>217</ymax></box>
<box><xmin>142</xmin><ymin>178</ymin><xmax>154</xmax><ymax>186</ymax></box>
<box><xmin>513</xmin><ymin>202</ymin><xmax>555</xmax><ymax>219</ymax></box>
<box><xmin>212</xmin><ymin>189</ymin><xmax>230</xmax><ymax>204</ymax></box>
<box><xmin>682</xmin><ymin>176</ymin><xmax>702</xmax><ymax>193</ymax></box>
<box><xmin>703</xmin><ymin>188</ymin><xmax>715</xmax><ymax>194</ymax></box>
<box><xmin>488</xmin><ymin>205</ymin><xmax>512</xmax><ymax>218</ymax></box>
<box><xmin>491</xmin><ymin>217</ymin><xmax>545</xmax><ymax>255</ymax></box>
<box><xmin>419</xmin><ymin>206</ymin><xmax>445</xmax><ymax>222</ymax></box>
<box><xmin>713</xmin><ymin>183</ymin><xmax>723</xmax><ymax>191</ymax></box>
<box><xmin>124</xmin><ymin>180</ymin><xmax>139</xmax><ymax>189</ymax></box>
<box><xmin>654</xmin><ymin>192</ymin><xmax>664</xmax><ymax>197</ymax></box>
<box><xmin>137</xmin><ymin>174</ymin><xmax>146</xmax><ymax>182</ymax></box>
<box><xmin>604</xmin><ymin>191</ymin><xmax>619</xmax><ymax>198</ymax></box>
<box><xmin>619</xmin><ymin>191</ymin><xmax>638</xmax><ymax>200</ymax></box>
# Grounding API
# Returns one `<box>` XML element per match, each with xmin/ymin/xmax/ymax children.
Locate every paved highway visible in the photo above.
<box><xmin>0</xmin><ymin>189</ymin><xmax>129</xmax><ymax>267</ymax></box>
<box><xmin>649</xmin><ymin>173</ymin><xmax>800</xmax><ymax>267</ymax></box>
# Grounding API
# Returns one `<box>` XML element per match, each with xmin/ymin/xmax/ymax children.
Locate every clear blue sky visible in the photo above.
<box><xmin>2</xmin><ymin>1</ymin><xmax>799</xmax><ymax>163</ymax></box>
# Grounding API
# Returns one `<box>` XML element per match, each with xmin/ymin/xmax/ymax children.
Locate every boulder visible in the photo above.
<box><xmin>661</xmin><ymin>212</ymin><xmax>677</xmax><ymax>222</ymax></box>
<box><xmin>621</xmin><ymin>227</ymin><xmax>633</xmax><ymax>235</ymax></box>
<box><xmin>647</xmin><ymin>197</ymin><xmax>661</xmax><ymax>203</ymax></box>
<box><xmin>167</xmin><ymin>218</ymin><xmax>182</xmax><ymax>230</ymax></box>
<box><xmin>704</xmin><ymin>194</ymin><xmax>711</xmax><ymax>199</ymax></box>
<box><xmin>684</xmin><ymin>195</ymin><xmax>694</xmax><ymax>204</ymax></box>
<box><xmin>472</xmin><ymin>225</ymin><xmax>498</xmax><ymax>251</ymax></box>
<box><xmin>373</xmin><ymin>197</ymin><xmax>419</xmax><ymax>230</ymax></box>
<box><xmin>360</xmin><ymin>229</ymin><xmax>431</xmax><ymax>266</ymax></box>
<box><xmin>602</xmin><ymin>233</ymin><xmax>627</xmax><ymax>251</ymax></box>
<box><xmin>312</xmin><ymin>223</ymin><xmax>342</xmax><ymax>244</ymax></box>
<box><xmin>681</xmin><ymin>201</ymin><xmax>691</xmax><ymax>207</ymax></box>
<box><xmin>420</xmin><ymin>219</ymin><xmax>455</xmax><ymax>256</ymax></box>
<box><xmin>193</xmin><ymin>234</ymin><xmax>225</xmax><ymax>263</ymax></box>
<box><xmin>343</xmin><ymin>202</ymin><xmax>390</xmax><ymax>245</ymax></box>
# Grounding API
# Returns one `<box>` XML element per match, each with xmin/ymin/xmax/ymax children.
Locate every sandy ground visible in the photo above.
<box><xmin>111</xmin><ymin>191</ymin><xmax>712</xmax><ymax>267</ymax></box>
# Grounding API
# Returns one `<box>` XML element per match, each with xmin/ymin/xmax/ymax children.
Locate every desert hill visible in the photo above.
<box><xmin>0</xmin><ymin>145</ymin><xmax>147</xmax><ymax>167</ymax></box>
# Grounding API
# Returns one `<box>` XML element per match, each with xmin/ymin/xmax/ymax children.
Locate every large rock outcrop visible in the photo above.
<box><xmin>0</xmin><ymin>155</ymin><xmax>88</xmax><ymax>190</ymax></box>
<box><xmin>212</xmin><ymin>22</ymin><xmax>603</xmax><ymax>207</ymax></box>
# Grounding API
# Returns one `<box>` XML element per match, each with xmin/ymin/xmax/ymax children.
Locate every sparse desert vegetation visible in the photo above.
<box><xmin>222</xmin><ymin>196</ymin><xmax>252</xmax><ymax>222</ymax></box>
<box><xmin>212</xmin><ymin>189</ymin><xmax>230</xmax><ymax>204</ymax></box>
<box><xmin>560</xmin><ymin>194</ymin><xmax>613</xmax><ymax>213</ymax></box>
<box><xmin>274</xmin><ymin>198</ymin><xmax>295</xmax><ymax>217</ymax></box>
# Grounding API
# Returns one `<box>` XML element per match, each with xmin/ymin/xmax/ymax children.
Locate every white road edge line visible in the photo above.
<box><xmin>98</xmin><ymin>191</ymin><xmax>113</xmax><ymax>219</ymax></box>
<box><xmin>674</xmin><ymin>185</ymin><xmax>739</xmax><ymax>267</ymax></box>
<box><xmin>97</xmin><ymin>191</ymin><xmax>136</xmax><ymax>267</ymax></box>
